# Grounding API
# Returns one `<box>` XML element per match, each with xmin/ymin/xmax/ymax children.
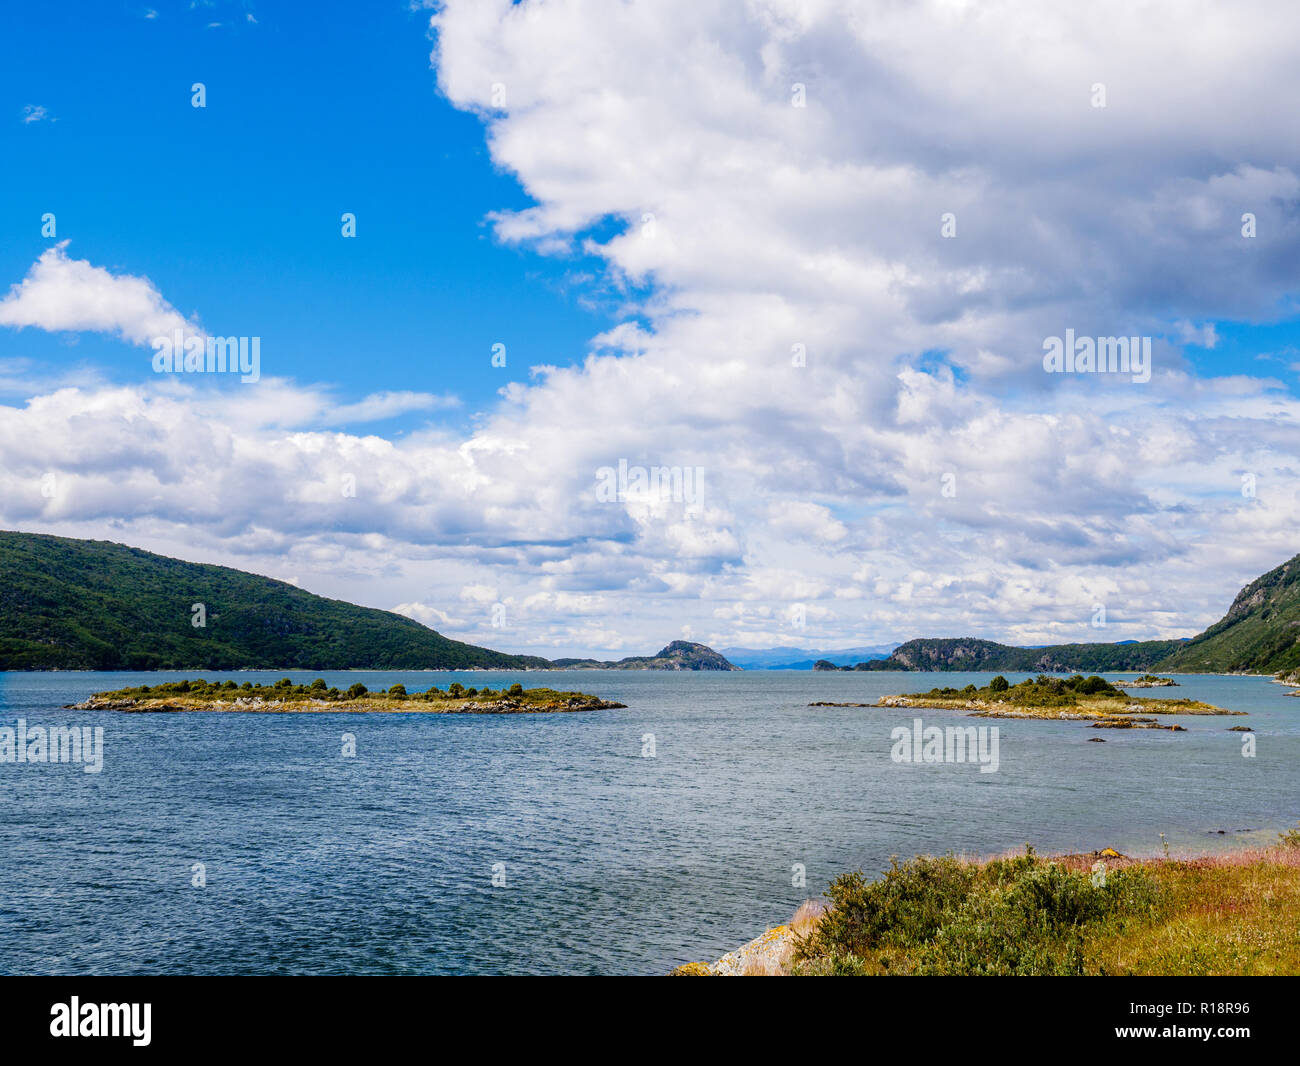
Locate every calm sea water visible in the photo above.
<box><xmin>0</xmin><ymin>669</ymin><xmax>1295</xmax><ymax>975</ymax></box>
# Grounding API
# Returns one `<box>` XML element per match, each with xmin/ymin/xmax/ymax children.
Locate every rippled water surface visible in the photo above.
<box><xmin>0</xmin><ymin>669</ymin><xmax>1295</xmax><ymax>974</ymax></box>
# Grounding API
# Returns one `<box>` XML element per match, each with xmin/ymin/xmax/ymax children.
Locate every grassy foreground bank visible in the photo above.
<box><xmin>674</xmin><ymin>832</ymin><xmax>1300</xmax><ymax>975</ymax></box>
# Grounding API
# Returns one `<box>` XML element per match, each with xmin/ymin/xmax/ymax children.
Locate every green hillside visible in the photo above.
<box><xmin>1156</xmin><ymin>552</ymin><xmax>1300</xmax><ymax>674</ymax></box>
<box><xmin>837</xmin><ymin>551</ymin><xmax>1300</xmax><ymax>676</ymax></box>
<box><xmin>0</xmin><ymin>531</ymin><xmax>550</xmax><ymax>671</ymax></box>
<box><xmin>847</xmin><ymin>637</ymin><xmax>1186</xmax><ymax>673</ymax></box>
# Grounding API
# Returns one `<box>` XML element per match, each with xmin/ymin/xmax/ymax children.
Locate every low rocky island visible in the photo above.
<box><xmin>876</xmin><ymin>674</ymin><xmax>1241</xmax><ymax>729</ymax></box>
<box><xmin>1111</xmin><ymin>674</ymin><xmax>1180</xmax><ymax>687</ymax></box>
<box><xmin>70</xmin><ymin>678</ymin><xmax>625</xmax><ymax>714</ymax></box>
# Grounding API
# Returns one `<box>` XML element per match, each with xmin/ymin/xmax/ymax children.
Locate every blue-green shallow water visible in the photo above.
<box><xmin>0</xmin><ymin>669</ymin><xmax>1295</xmax><ymax>975</ymax></box>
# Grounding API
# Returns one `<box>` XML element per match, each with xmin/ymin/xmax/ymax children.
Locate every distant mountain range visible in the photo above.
<box><xmin>720</xmin><ymin>645</ymin><xmax>897</xmax><ymax>670</ymax></box>
<box><xmin>4</xmin><ymin>530</ymin><xmax>1298</xmax><ymax>677</ymax></box>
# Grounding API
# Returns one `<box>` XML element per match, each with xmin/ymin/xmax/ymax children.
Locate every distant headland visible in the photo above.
<box><xmin>551</xmin><ymin>640</ymin><xmax>739</xmax><ymax>671</ymax></box>
<box><xmin>810</xmin><ymin>549</ymin><xmax>1300</xmax><ymax>680</ymax></box>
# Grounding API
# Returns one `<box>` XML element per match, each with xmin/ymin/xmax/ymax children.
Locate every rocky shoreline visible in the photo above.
<box><xmin>672</xmin><ymin>900</ymin><xmax>828</xmax><ymax>976</ymax></box>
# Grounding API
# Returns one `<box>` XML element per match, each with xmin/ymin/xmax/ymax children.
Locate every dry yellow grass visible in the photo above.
<box><xmin>790</xmin><ymin>898</ymin><xmax>830</xmax><ymax>936</ymax></box>
<box><xmin>1083</xmin><ymin>846</ymin><xmax>1300</xmax><ymax>975</ymax></box>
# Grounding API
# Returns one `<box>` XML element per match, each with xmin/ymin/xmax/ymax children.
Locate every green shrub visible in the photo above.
<box><xmin>508</xmin><ymin>683</ymin><xmax>524</xmax><ymax>697</ymax></box>
<box><xmin>798</xmin><ymin>856</ymin><xmax>979</xmax><ymax>959</ymax></box>
<box><xmin>989</xmin><ymin>675</ymin><xmax>1009</xmax><ymax>692</ymax></box>
<box><xmin>387</xmin><ymin>683</ymin><xmax>407</xmax><ymax>697</ymax></box>
<box><xmin>346</xmin><ymin>682</ymin><xmax>368</xmax><ymax>699</ymax></box>
<box><xmin>796</xmin><ymin>852</ymin><xmax>1160</xmax><ymax>977</ymax></box>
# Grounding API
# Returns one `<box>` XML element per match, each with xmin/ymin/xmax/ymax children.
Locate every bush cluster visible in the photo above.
<box><xmin>914</xmin><ymin>673</ymin><xmax>1122</xmax><ymax>706</ymax></box>
<box><xmin>102</xmin><ymin>678</ymin><xmax>560</xmax><ymax>703</ymax></box>
<box><xmin>794</xmin><ymin>850</ymin><xmax>1160</xmax><ymax>976</ymax></box>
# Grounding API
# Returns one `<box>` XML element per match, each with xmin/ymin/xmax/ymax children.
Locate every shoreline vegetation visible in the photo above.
<box><xmin>70</xmin><ymin>678</ymin><xmax>625</xmax><ymax>714</ymax></box>
<box><xmin>674</xmin><ymin>830</ymin><xmax>1300</xmax><ymax>976</ymax></box>
<box><xmin>874</xmin><ymin>674</ymin><xmax>1242</xmax><ymax>730</ymax></box>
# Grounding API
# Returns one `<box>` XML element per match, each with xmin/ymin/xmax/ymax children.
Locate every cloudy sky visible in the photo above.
<box><xmin>2</xmin><ymin>0</ymin><xmax>1298</xmax><ymax>658</ymax></box>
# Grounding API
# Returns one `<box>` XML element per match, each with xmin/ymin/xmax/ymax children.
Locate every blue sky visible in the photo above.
<box><xmin>2</xmin><ymin>1</ymin><xmax>1300</xmax><ymax>659</ymax></box>
<box><xmin>0</xmin><ymin>1</ymin><xmax>612</xmax><ymax>433</ymax></box>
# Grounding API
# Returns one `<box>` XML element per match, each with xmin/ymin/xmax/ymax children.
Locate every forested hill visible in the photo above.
<box><xmin>840</xmin><ymin>637</ymin><xmax>1186</xmax><ymax>673</ymax></box>
<box><xmin>0</xmin><ymin>531</ymin><xmax>549</xmax><ymax>671</ymax></box>
<box><xmin>1156</xmin><ymin>551</ymin><xmax>1300</xmax><ymax>674</ymax></box>
<box><xmin>830</xmin><ymin>550</ymin><xmax>1300</xmax><ymax>675</ymax></box>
